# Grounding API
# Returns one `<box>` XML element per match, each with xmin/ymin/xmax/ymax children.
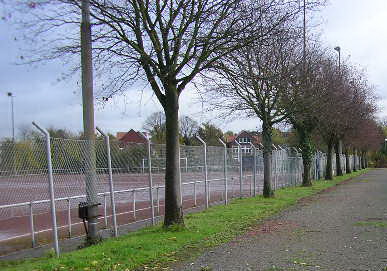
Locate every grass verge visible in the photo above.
<box><xmin>355</xmin><ymin>220</ymin><xmax>387</xmax><ymax>228</ymax></box>
<box><xmin>0</xmin><ymin>169</ymin><xmax>368</xmax><ymax>271</ymax></box>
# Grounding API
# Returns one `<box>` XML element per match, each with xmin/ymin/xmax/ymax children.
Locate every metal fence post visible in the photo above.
<box><xmin>278</xmin><ymin>146</ymin><xmax>284</xmax><ymax>188</ymax></box>
<box><xmin>29</xmin><ymin>201</ymin><xmax>35</xmax><ymax>248</ymax></box>
<box><xmin>219</xmin><ymin>138</ymin><xmax>228</xmax><ymax>204</ymax></box>
<box><xmin>194</xmin><ymin>180</ymin><xmax>197</xmax><ymax>206</ymax></box>
<box><xmin>292</xmin><ymin>147</ymin><xmax>299</xmax><ymax>186</ymax></box>
<box><xmin>186</xmin><ymin>157</ymin><xmax>189</xmax><ymax>172</ymax></box>
<box><xmin>178</xmin><ymin>146</ymin><xmax>183</xmax><ymax>206</ymax></box>
<box><xmin>142</xmin><ymin>159</ymin><xmax>145</xmax><ymax>174</ymax></box>
<box><xmin>196</xmin><ymin>135</ymin><xmax>208</xmax><ymax>209</ymax></box>
<box><xmin>96</xmin><ymin>127</ymin><xmax>118</xmax><ymax>237</ymax></box>
<box><xmin>103</xmin><ymin>193</ymin><xmax>108</xmax><ymax>228</ymax></box>
<box><xmin>272</xmin><ymin>144</ymin><xmax>278</xmax><ymax>190</ymax></box>
<box><xmin>156</xmin><ymin>185</ymin><xmax>160</xmax><ymax>215</ymax></box>
<box><xmin>234</xmin><ymin>140</ymin><xmax>243</xmax><ymax>198</ymax></box>
<box><xmin>133</xmin><ymin>189</ymin><xmax>136</xmax><ymax>220</ymax></box>
<box><xmin>142</xmin><ymin>133</ymin><xmax>155</xmax><ymax>225</ymax></box>
<box><xmin>208</xmin><ymin>180</ymin><xmax>211</xmax><ymax>202</ymax></box>
<box><xmin>32</xmin><ymin>121</ymin><xmax>59</xmax><ymax>256</ymax></box>
<box><xmin>67</xmin><ymin>198</ymin><xmax>72</xmax><ymax>238</ymax></box>
<box><xmin>250</xmin><ymin>142</ymin><xmax>257</xmax><ymax>197</ymax></box>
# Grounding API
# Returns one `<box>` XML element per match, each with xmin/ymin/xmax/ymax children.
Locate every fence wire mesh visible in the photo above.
<box><xmin>0</xmin><ymin>135</ymin><xmax>360</xmax><ymax>255</ymax></box>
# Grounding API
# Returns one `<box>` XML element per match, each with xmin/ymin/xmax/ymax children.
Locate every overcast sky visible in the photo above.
<box><xmin>1</xmin><ymin>0</ymin><xmax>386</xmax><ymax>139</ymax></box>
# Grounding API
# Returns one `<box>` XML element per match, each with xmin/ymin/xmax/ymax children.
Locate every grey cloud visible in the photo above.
<box><xmin>1</xmin><ymin>0</ymin><xmax>387</xmax><ymax>140</ymax></box>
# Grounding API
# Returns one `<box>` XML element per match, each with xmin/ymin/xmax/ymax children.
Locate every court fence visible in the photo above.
<box><xmin>0</xmin><ymin>125</ymin><xmax>362</xmax><ymax>256</ymax></box>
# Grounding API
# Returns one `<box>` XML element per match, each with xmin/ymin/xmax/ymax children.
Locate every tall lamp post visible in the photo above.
<box><xmin>334</xmin><ymin>46</ymin><xmax>341</xmax><ymax>70</ymax></box>
<box><xmin>334</xmin><ymin>46</ymin><xmax>343</xmax><ymax>175</ymax></box>
<box><xmin>81</xmin><ymin>0</ymin><xmax>99</xmax><ymax>242</ymax></box>
<box><xmin>7</xmin><ymin>92</ymin><xmax>15</xmax><ymax>141</ymax></box>
<box><xmin>302</xmin><ymin>0</ymin><xmax>306</xmax><ymax>72</ymax></box>
<box><xmin>7</xmin><ymin>92</ymin><xmax>16</xmax><ymax>175</ymax></box>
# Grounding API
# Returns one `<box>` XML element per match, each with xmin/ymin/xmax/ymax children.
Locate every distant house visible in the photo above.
<box><xmin>116</xmin><ymin>129</ymin><xmax>148</xmax><ymax>145</ymax></box>
<box><xmin>226</xmin><ymin>131</ymin><xmax>262</xmax><ymax>156</ymax></box>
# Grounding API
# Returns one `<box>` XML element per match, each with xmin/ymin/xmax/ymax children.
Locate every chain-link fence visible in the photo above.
<box><xmin>0</xmin><ymin>131</ymin><xmax>362</xmax><ymax>255</ymax></box>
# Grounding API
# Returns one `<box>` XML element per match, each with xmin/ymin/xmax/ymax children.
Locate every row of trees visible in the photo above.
<box><xmin>143</xmin><ymin>111</ymin><xmax>292</xmax><ymax>146</ymax></box>
<box><xmin>143</xmin><ymin>112</ymin><xmax>227</xmax><ymax>146</ymax></box>
<box><xmin>4</xmin><ymin>0</ymin><xmax>383</xmax><ymax>228</ymax></box>
<box><xmin>202</xmin><ymin>18</ymin><xmax>381</xmax><ymax>194</ymax></box>
<box><xmin>206</xmin><ymin>37</ymin><xmax>381</xmax><ymax>189</ymax></box>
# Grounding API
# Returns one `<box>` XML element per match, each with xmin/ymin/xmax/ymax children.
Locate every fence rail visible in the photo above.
<box><xmin>0</xmin><ymin>128</ymin><xmax>360</xmax><ymax>256</ymax></box>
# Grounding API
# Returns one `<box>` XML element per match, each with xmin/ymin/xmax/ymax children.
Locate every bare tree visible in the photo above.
<box><xmin>143</xmin><ymin>112</ymin><xmax>165</xmax><ymax>133</ymax></box>
<box><xmin>312</xmin><ymin>55</ymin><xmax>376</xmax><ymax>179</ymax></box>
<box><xmin>143</xmin><ymin>111</ymin><xmax>166</xmax><ymax>144</ymax></box>
<box><xmin>197</xmin><ymin>122</ymin><xmax>224</xmax><ymax>146</ymax></box>
<box><xmin>4</xmin><ymin>0</ymin><xmax>301</xmax><ymax>226</ymax></box>
<box><xmin>284</xmin><ymin>44</ymin><xmax>329</xmax><ymax>186</ymax></box>
<box><xmin>204</xmin><ymin>25</ymin><xmax>302</xmax><ymax>197</ymax></box>
<box><xmin>179</xmin><ymin>116</ymin><xmax>199</xmax><ymax>145</ymax></box>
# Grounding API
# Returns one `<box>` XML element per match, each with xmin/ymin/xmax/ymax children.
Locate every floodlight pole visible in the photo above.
<box><xmin>334</xmin><ymin>46</ymin><xmax>341</xmax><ymax>71</ymax></box>
<box><xmin>81</xmin><ymin>0</ymin><xmax>99</xmax><ymax>242</ymax></box>
<box><xmin>7</xmin><ymin>92</ymin><xmax>16</xmax><ymax>174</ymax></box>
<box><xmin>302</xmin><ymin>0</ymin><xmax>306</xmax><ymax>73</ymax></box>
<box><xmin>7</xmin><ymin>92</ymin><xmax>15</xmax><ymax>141</ymax></box>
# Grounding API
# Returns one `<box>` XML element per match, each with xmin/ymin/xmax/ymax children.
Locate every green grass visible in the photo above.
<box><xmin>355</xmin><ymin>220</ymin><xmax>387</xmax><ymax>228</ymax></box>
<box><xmin>0</xmin><ymin>169</ymin><xmax>368</xmax><ymax>271</ymax></box>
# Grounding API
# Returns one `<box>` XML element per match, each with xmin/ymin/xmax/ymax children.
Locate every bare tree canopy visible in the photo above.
<box><xmin>2</xmin><ymin>0</ymin><xmax>312</xmax><ymax>226</ymax></box>
<box><xmin>197</xmin><ymin>122</ymin><xmax>223</xmax><ymax>146</ymax></box>
<box><xmin>4</xmin><ymin>0</ymin><xmax>300</xmax><ymax>98</ymax></box>
<box><xmin>142</xmin><ymin>111</ymin><xmax>166</xmax><ymax>144</ymax></box>
<box><xmin>203</xmin><ymin>23</ymin><xmax>303</xmax><ymax>197</ymax></box>
<box><xmin>179</xmin><ymin>115</ymin><xmax>199</xmax><ymax>145</ymax></box>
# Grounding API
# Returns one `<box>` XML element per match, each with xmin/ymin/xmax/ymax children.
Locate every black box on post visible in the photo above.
<box><xmin>78</xmin><ymin>202</ymin><xmax>89</xmax><ymax>219</ymax></box>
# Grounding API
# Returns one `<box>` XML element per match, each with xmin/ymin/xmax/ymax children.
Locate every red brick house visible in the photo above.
<box><xmin>116</xmin><ymin>129</ymin><xmax>148</xmax><ymax>144</ymax></box>
<box><xmin>226</xmin><ymin>131</ymin><xmax>262</xmax><ymax>157</ymax></box>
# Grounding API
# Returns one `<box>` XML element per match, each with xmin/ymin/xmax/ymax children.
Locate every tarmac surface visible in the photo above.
<box><xmin>174</xmin><ymin>169</ymin><xmax>387</xmax><ymax>271</ymax></box>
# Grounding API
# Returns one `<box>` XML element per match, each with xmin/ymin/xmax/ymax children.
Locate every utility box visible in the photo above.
<box><xmin>78</xmin><ymin>202</ymin><xmax>101</xmax><ymax>220</ymax></box>
<box><xmin>78</xmin><ymin>202</ymin><xmax>89</xmax><ymax>219</ymax></box>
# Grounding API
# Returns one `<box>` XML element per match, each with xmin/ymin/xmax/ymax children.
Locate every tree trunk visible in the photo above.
<box><xmin>262</xmin><ymin>122</ymin><xmax>274</xmax><ymax>198</ymax></box>
<box><xmin>353</xmin><ymin>148</ymin><xmax>357</xmax><ymax>172</ymax></box>
<box><xmin>366</xmin><ymin>155</ymin><xmax>368</xmax><ymax>168</ymax></box>
<box><xmin>298</xmin><ymin>128</ymin><xmax>312</xmax><ymax>186</ymax></box>
<box><xmin>359</xmin><ymin>152</ymin><xmax>363</xmax><ymax>169</ymax></box>
<box><xmin>344</xmin><ymin>147</ymin><xmax>351</xmax><ymax>174</ymax></box>
<box><xmin>362</xmin><ymin>151</ymin><xmax>366</xmax><ymax>169</ymax></box>
<box><xmin>325</xmin><ymin>139</ymin><xmax>333</xmax><ymax>180</ymax></box>
<box><xmin>334</xmin><ymin>140</ymin><xmax>343</xmax><ymax>176</ymax></box>
<box><xmin>163</xmin><ymin>88</ymin><xmax>184</xmax><ymax>227</ymax></box>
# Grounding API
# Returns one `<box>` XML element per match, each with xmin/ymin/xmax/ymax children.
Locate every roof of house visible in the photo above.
<box><xmin>225</xmin><ymin>135</ymin><xmax>236</xmax><ymax>143</ymax></box>
<box><xmin>116</xmin><ymin>132</ymin><xmax>127</xmax><ymax>140</ymax></box>
<box><xmin>117</xmin><ymin>129</ymin><xmax>147</xmax><ymax>144</ymax></box>
<box><xmin>226</xmin><ymin>130</ymin><xmax>262</xmax><ymax>145</ymax></box>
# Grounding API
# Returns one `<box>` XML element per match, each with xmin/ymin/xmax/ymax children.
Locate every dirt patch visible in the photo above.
<box><xmin>297</xmin><ymin>176</ymin><xmax>358</xmax><ymax>206</ymax></box>
<box><xmin>244</xmin><ymin>220</ymin><xmax>299</xmax><ymax>237</ymax></box>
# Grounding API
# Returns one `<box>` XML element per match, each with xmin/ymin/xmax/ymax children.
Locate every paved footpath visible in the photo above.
<box><xmin>174</xmin><ymin>169</ymin><xmax>387</xmax><ymax>271</ymax></box>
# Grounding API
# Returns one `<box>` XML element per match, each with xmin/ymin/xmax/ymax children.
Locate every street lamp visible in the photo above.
<box><xmin>334</xmin><ymin>46</ymin><xmax>342</xmax><ymax>157</ymax></box>
<box><xmin>334</xmin><ymin>46</ymin><xmax>341</xmax><ymax>70</ymax></box>
<box><xmin>7</xmin><ymin>92</ymin><xmax>15</xmax><ymax>142</ymax></box>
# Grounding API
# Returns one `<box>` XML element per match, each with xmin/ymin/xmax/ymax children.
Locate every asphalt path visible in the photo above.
<box><xmin>175</xmin><ymin>169</ymin><xmax>387</xmax><ymax>271</ymax></box>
